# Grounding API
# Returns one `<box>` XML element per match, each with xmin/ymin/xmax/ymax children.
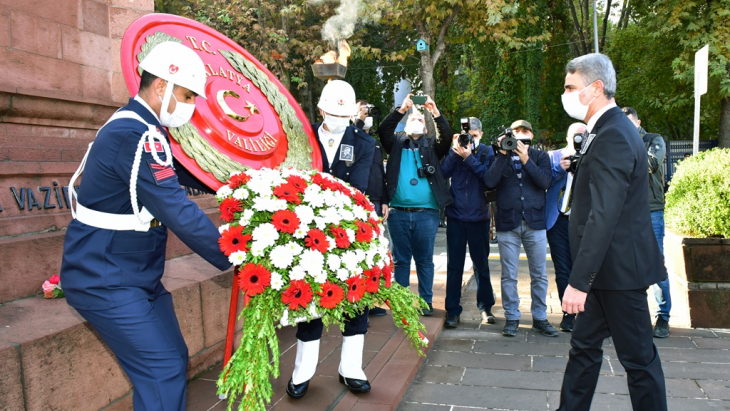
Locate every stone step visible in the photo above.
<box><xmin>0</xmin><ymin>253</ymin><xmax>241</xmax><ymax>411</ymax></box>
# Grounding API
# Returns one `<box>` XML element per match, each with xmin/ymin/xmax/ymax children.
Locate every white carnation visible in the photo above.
<box><xmin>293</xmin><ymin>227</ymin><xmax>308</xmax><ymax>239</ymax></box>
<box><xmin>218</xmin><ymin>223</ymin><xmax>230</xmax><ymax>235</ymax></box>
<box><xmin>228</xmin><ymin>251</ymin><xmax>246</xmax><ymax>265</ymax></box>
<box><xmin>250</xmin><ymin>241</ymin><xmax>267</xmax><ymax>257</ymax></box>
<box><xmin>346</xmin><ymin>228</ymin><xmax>356</xmax><ymax>243</ymax></box>
<box><xmin>285</xmin><ymin>241</ymin><xmax>304</xmax><ymax>256</ymax></box>
<box><xmin>295</xmin><ymin>205</ymin><xmax>315</xmax><ymax>226</ymax></box>
<box><xmin>370</xmin><ymin>210</ymin><xmax>379</xmax><ymax>220</ymax></box>
<box><xmin>336</xmin><ymin>268</ymin><xmax>349</xmax><ymax>281</ymax></box>
<box><xmin>271</xmin><ymin>272</ymin><xmax>284</xmax><ymax>290</ymax></box>
<box><xmin>338</xmin><ymin>208</ymin><xmax>355</xmax><ymax>222</ymax></box>
<box><xmin>300</xmin><ymin>249</ymin><xmax>325</xmax><ymax>274</ymax></box>
<box><xmin>314</xmin><ymin>217</ymin><xmax>327</xmax><ymax>230</ymax></box>
<box><xmin>320</xmin><ymin>207</ymin><xmax>341</xmax><ymax>225</ymax></box>
<box><xmin>366</xmin><ymin>248</ymin><xmax>377</xmax><ymax>266</ymax></box>
<box><xmin>341</xmin><ymin>251</ymin><xmax>359</xmax><ymax>271</ymax></box>
<box><xmin>351</xmin><ymin>265</ymin><xmax>364</xmax><ymax>276</ymax></box>
<box><xmin>327</xmin><ymin>254</ymin><xmax>341</xmax><ymax>272</ymax></box>
<box><xmin>247</xmin><ymin>176</ymin><xmax>274</xmax><ymax>197</ymax></box>
<box><xmin>232</xmin><ymin>187</ymin><xmax>249</xmax><ymax>200</ymax></box>
<box><xmin>290</xmin><ymin>265</ymin><xmax>307</xmax><ymax>280</ymax></box>
<box><xmin>216</xmin><ymin>185</ymin><xmax>233</xmax><ymax>199</ymax></box>
<box><xmin>252</xmin><ymin>223</ymin><xmax>279</xmax><ymax>248</ymax></box>
<box><xmin>312</xmin><ymin>271</ymin><xmax>327</xmax><ymax>284</ymax></box>
<box><xmin>253</xmin><ymin>196</ymin><xmax>284</xmax><ymax>213</ymax></box>
<box><xmin>352</xmin><ymin>205</ymin><xmax>368</xmax><ymax>221</ymax></box>
<box><xmin>303</xmin><ymin>185</ymin><xmax>325</xmax><ymax>208</ymax></box>
<box><xmin>270</xmin><ymin>245</ymin><xmax>294</xmax><ymax>269</ymax></box>
<box><xmin>240</xmin><ymin>209</ymin><xmax>255</xmax><ymax>225</ymax></box>
<box><xmin>354</xmin><ymin>249</ymin><xmax>366</xmax><ymax>263</ymax></box>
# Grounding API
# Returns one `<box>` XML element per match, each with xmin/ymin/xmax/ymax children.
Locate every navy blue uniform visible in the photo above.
<box><xmin>296</xmin><ymin>123</ymin><xmax>375</xmax><ymax>341</ymax></box>
<box><xmin>60</xmin><ymin>98</ymin><xmax>230</xmax><ymax>411</ymax></box>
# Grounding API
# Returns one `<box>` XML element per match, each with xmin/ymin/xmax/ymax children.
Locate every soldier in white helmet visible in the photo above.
<box><xmin>60</xmin><ymin>42</ymin><xmax>230</xmax><ymax>411</ymax></box>
<box><xmin>286</xmin><ymin>80</ymin><xmax>376</xmax><ymax>399</ymax></box>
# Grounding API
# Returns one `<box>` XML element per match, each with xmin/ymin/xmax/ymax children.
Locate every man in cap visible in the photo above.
<box><xmin>286</xmin><ymin>80</ymin><xmax>376</xmax><ymax>399</ymax></box>
<box><xmin>484</xmin><ymin>119</ymin><xmax>558</xmax><ymax>338</ymax></box>
<box><xmin>440</xmin><ymin>117</ymin><xmax>496</xmax><ymax>328</ymax></box>
<box><xmin>60</xmin><ymin>42</ymin><xmax>231</xmax><ymax>411</ymax></box>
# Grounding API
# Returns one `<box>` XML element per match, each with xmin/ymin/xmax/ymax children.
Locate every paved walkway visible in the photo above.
<box><xmin>398</xmin><ymin>257</ymin><xmax>730</xmax><ymax>411</ymax></box>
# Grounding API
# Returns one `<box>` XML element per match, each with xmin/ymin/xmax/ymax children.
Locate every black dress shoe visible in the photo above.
<box><xmin>339</xmin><ymin>374</ymin><xmax>371</xmax><ymax>393</ymax></box>
<box><xmin>444</xmin><ymin>315</ymin><xmax>460</xmax><ymax>329</ymax></box>
<box><xmin>422</xmin><ymin>303</ymin><xmax>434</xmax><ymax>317</ymax></box>
<box><xmin>286</xmin><ymin>378</ymin><xmax>309</xmax><ymax>399</ymax></box>
<box><xmin>560</xmin><ymin>313</ymin><xmax>575</xmax><ymax>332</ymax></box>
<box><xmin>369</xmin><ymin>307</ymin><xmax>387</xmax><ymax>316</ymax></box>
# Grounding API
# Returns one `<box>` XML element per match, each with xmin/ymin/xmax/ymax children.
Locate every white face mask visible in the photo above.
<box><xmin>323</xmin><ymin>114</ymin><xmax>350</xmax><ymax>134</ymax></box>
<box><xmin>561</xmin><ymin>82</ymin><xmax>597</xmax><ymax>121</ymax></box>
<box><xmin>404</xmin><ymin>120</ymin><xmax>425</xmax><ymax>136</ymax></box>
<box><xmin>159</xmin><ymin>84</ymin><xmax>196</xmax><ymax>128</ymax></box>
<box><xmin>363</xmin><ymin>117</ymin><xmax>373</xmax><ymax>129</ymax></box>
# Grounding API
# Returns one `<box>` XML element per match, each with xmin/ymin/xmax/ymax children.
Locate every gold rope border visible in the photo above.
<box><xmin>137</xmin><ymin>32</ymin><xmax>315</xmax><ymax>184</ymax></box>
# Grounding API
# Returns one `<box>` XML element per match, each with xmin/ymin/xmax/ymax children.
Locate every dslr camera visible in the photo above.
<box><xmin>364</xmin><ymin>104</ymin><xmax>381</xmax><ymax>118</ymax></box>
<box><xmin>567</xmin><ymin>133</ymin><xmax>584</xmax><ymax>173</ymax></box>
<box><xmin>417</xmin><ymin>164</ymin><xmax>436</xmax><ymax>178</ymax></box>
<box><xmin>458</xmin><ymin>117</ymin><xmax>475</xmax><ymax>148</ymax></box>
<box><xmin>495</xmin><ymin>127</ymin><xmax>531</xmax><ymax>151</ymax></box>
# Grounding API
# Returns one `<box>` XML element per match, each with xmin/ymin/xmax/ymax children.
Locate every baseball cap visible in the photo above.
<box><xmin>510</xmin><ymin>120</ymin><xmax>532</xmax><ymax>131</ymax></box>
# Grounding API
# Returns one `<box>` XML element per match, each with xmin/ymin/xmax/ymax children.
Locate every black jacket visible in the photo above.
<box><xmin>569</xmin><ymin>107</ymin><xmax>667</xmax><ymax>292</ymax></box>
<box><xmin>354</xmin><ymin>119</ymin><xmax>386</xmax><ymax>203</ymax></box>
<box><xmin>378</xmin><ymin>110</ymin><xmax>454</xmax><ymax>209</ymax></box>
<box><xmin>313</xmin><ymin>122</ymin><xmax>375</xmax><ymax>194</ymax></box>
<box><xmin>483</xmin><ymin>147</ymin><xmax>551</xmax><ymax>232</ymax></box>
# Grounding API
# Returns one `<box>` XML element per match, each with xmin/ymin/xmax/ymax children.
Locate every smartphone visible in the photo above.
<box><xmin>411</xmin><ymin>95</ymin><xmax>427</xmax><ymax>105</ymax></box>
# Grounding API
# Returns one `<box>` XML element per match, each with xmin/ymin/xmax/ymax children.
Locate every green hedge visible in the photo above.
<box><xmin>665</xmin><ymin>148</ymin><xmax>730</xmax><ymax>238</ymax></box>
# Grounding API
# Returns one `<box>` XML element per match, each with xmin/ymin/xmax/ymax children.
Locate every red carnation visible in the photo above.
<box><xmin>353</xmin><ymin>192</ymin><xmax>374</xmax><ymax>211</ymax></box>
<box><xmin>238</xmin><ymin>263</ymin><xmax>271</xmax><ymax>296</ymax></box>
<box><xmin>317</xmin><ymin>281</ymin><xmax>344</xmax><ymax>309</ymax></box>
<box><xmin>355</xmin><ymin>221</ymin><xmax>374</xmax><ymax>243</ymax></box>
<box><xmin>272</xmin><ymin>210</ymin><xmax>300</xmax><ymax>234</ymax></box>
<box><xmin>286</xmin><ymin>175</ymin><xmax>308</xmax><ymax>193</ymax></box>
<box><xmin>346</xmin><ymin>275</ymin><xmax>367</xmax><ymax>302</ymax></box>
<box><xmin>219</xmin><ymin>198</ymin><xmax>242</xmax><ymax>222</ymax></box>
<box><xmin>367</xmin><ymin>266</ymin><xmax>382</xmax><ymax>293</ymax></box>
<box><xmin>228</xmin><ymin>173</ymin><xmax>251</xmax><ymax>189</ymax></box>
<box><xmin>383</xmin><ymin>264</ymin><xmax>392</xmax><ymax>288</ymax></box>
<box><xmin>218</xmin><ymin>225</ymin><xmax>252</xmax><ymax>256</ymax></box>
<box><xmin>282</xmin><ymin>280</ymin><xmax>313</xmax><ymax>310</ymax></box>
<box><xmin>305</xmin><ymin>228</ymin><xmax>330</xmax><ymax>253</ymax></box>
<box><xmin>49</xmin><ymin>274</ymin><xmax>61</xmax><ymax>285</ymax></box>
<box><xmin>329</xmin><ymin>226</ymin><xmax>351</xmax><ymax>248</ymax></box>
<box><xmin>273</xmin><ymin>183</ymin><xmax>302</xmax><ymax>204</ymax></box>
<box><xmin>368</xmin><ymin>218</ymin><xmax>381</xmax><ymax>236</ymax></box>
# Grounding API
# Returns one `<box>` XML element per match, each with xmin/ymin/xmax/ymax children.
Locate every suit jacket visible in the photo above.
<box><xmin>546</xmin><ymin>148</ymin><xmax>570</xmax><ymax>231</ymax></box>
<box><xmin>61</xmin><ymin>98</ymin><xmax>231</xmax><ymax>310</ymax></box>
<box><xmin>568</xmin><ymin>106</ymin><xmax>667</xmax><ymax>292</ymax></box>
<box><xmin>313</xmin><ymin>122</ymin><xmax>375</xmax><ymax>194</ymax></box>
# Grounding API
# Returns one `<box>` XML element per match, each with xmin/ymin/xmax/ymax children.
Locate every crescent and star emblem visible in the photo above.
<box><xmin>216</xmin><ymin>90</ymin><xmax>259</xmax><ymax>122</ymax></box>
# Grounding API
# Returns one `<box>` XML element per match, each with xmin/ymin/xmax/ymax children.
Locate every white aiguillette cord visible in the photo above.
<box><xmin>69</xmin><ymin>111</ymin><xmax>173</xmax><ymax>225</ymax></box>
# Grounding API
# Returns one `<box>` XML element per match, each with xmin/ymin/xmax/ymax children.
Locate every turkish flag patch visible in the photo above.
<box><xmin>146</xmin><ymin>159</ymin><xmax>177</xmax><ymax>185</ymax></box>
<box><xmin>144</xmin><ymin>142</ymin><xmax>164</xmax><ymax>153</ymax></box>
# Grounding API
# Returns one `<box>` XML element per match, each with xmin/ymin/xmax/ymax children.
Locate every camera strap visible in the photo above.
<box><xmin>407</xmin><ymin>138</ymin><xmax>421</xmax><ymax>186</ymax></box>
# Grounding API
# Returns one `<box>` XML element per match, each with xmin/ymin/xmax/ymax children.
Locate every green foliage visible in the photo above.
<box><xmin>665</xmin><ymin>148</ymin><xmax>730</xmax><ymax>238</ymax></box>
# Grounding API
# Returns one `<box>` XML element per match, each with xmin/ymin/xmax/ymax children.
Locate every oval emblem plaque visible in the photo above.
<box><xmin>120</xmin><ymin>13</ymin><xmax>322</xmax><ymax>190</ymax></box>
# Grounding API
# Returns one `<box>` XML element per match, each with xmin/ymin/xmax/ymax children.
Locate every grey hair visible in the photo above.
<box><xmin>567</xmin><ymin>122</ymin><xmax>586</xmax><ymax>138</ymax></box>
<box><xmin>566</xmin><ymin>53</ymin><xmax>616</xmax><ymax>99</ymax></box>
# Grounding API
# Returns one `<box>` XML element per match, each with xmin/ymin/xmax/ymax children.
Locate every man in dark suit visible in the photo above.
<box><xmin>557</xmin><ymin>53</ymin><xmax>667</xmax><ymax>411</ymax></box>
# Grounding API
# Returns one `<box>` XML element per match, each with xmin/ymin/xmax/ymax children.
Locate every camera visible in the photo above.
<box><xmin>495</xmin><ymin>127</ymin><xmax>531</xmax><ymax>151</ymax></box>
<box><xmin>567</xmin><ymin>133</ymin><xmax>584</xmax><ymax>173</ymax></box>
<box><xmin>417</xmin><ymin>165</ymin><xmax>436</xmax><ymax>178</ymax></box>
<box><xmin>364</xmin><ymin>104</ymin><xmax>381</xmax><ymax>118</ymax></box>
<box><xmin>458</xmin><ymin>117</ymin><xmax>475</xmax><ymax>148</ymax></box>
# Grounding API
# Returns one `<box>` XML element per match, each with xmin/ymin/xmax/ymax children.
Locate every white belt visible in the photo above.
<box><xmin>69</xmin><ymin>109</ymin><xmax>173</xmax><ymax>233</ymax></box>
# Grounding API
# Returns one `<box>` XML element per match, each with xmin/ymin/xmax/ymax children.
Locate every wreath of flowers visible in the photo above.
<box><xmin>214</xmin><ymin>168</ymin><xmax>428</xmax><ymax>411</ymax></box>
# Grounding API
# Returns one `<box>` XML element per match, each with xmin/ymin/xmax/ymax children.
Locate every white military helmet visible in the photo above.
<box><xmin>138</xmin><ymin>42</ymin><xmax>208</xmax><ymax>99</ymax></box>
<box><xmin>317</xmin><ymin>80</ymin><xmax>356</xmax><ymax>116</ymax></box>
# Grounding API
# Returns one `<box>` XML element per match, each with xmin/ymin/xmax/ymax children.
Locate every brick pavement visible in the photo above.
<box><xmin>398</xmin><ymin>257</ymin><xmax>730</xmax><ymax>411</ymax></box>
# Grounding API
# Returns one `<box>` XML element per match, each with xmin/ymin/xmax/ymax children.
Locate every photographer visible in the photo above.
<box><xmin>483</xmin><ymin>120</ymin><xmax>557</xmax><ymax>337</ymax></box>
<box><xmin>378</xmin><ymin>94</ymin><xmax>453</xmax><ymax>316</ymax></box>
<box><xmin>440</xmin><ymin>117</ymin><xmax>496</xmax><ymax>328</ymax></box>
<box><xmin>546</xmin><ymin>122</ymin><xmax>586</xmax><ymax>333</ymax></box>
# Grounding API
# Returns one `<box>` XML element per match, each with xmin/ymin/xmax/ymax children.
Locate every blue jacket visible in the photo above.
<box><xmin>440</xmin><ymin>143</ymin><xmax>494</xmax><ymax>222</ymax></box>
<box><xmin>313</xmin><ymin>122</ymin><xmax>375</xmax><ymax>194</ymax></box>
<box><xmin>546</xmin><ymin>148</ymin><xmax>570</xmax><ymax>230</ymax></box>
<box><xmin>60</xmin><ymin>98</ymin><xmax>231</xmax><ymax>310</ymax></box>
<box><xmin>483</xmin><ymin>148</ymin><xmax>551</xmax><ymax>232</ymax></box>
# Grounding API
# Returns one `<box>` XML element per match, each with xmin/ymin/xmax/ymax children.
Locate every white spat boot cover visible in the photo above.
<box><xmin>338</xmin><ymin>335</ymin><xmax>368</xmax><ymax>380</ymax></box>
<box><xmin>292</xmin><ymin>339</ymin><xmax>320</xmax><ymax>385</ymax></box>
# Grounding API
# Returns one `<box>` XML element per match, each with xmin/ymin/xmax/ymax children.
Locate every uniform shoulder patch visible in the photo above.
<box><xmin>147</xmin><ymin>159</ymin><xmax>177</xmax><ymax>185</ymax></box>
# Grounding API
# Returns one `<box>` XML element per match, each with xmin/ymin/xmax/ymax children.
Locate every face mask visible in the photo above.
<box><xmin>561</xmin><ymin>82</ymin><xmax>597</xmax><ymax>121</ymax></box>
<box><xmin>159</xmin><ymin>84</ymin><xmax>196</xmax><ymax>128</ymax></box>
<box><xmin>363</xmin><ymin>117</ymin><xmax>373</xmax><ymax>129</ymax></box>
<box><xmin>404</xmin><ymin>121</ymin><xmax>425</xmax><ymax>136</ymax></box>
<box><xmin>324</xmin><ymin>114</ymin><xmax>350</xmax><ymax>134</ymax></box>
